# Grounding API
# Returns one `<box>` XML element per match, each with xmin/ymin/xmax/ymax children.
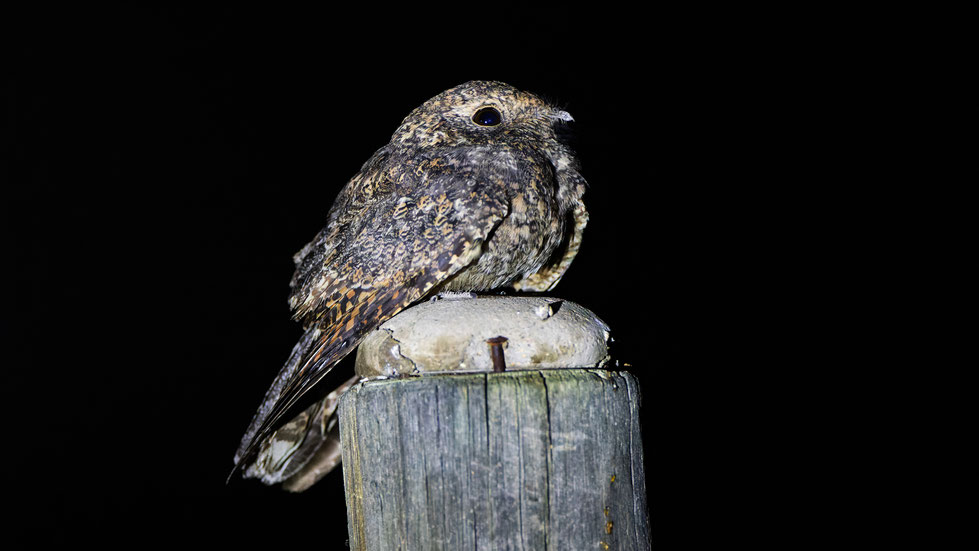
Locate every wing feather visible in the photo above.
<box><xmin>232</xmin><ymin>173</ymin><xmax>507</xmax><ymax>476</ymax></box>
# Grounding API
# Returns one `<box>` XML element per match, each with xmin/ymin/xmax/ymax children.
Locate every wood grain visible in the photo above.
<box><xmin>339</xmin><ymin>369</ymin><xmax>649</xmax><ymax>550</ymax></box>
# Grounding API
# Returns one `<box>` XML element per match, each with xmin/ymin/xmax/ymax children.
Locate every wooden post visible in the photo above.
<box><xmin>339</xmin><ymin>369</ymin><xmax>650</xmax><ymax>550</ymax></box>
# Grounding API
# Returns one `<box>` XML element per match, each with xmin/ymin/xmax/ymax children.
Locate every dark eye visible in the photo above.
<box><xmin>472</xmin><ymin>107</ymin><xmax>502</xmax><ymax>127</ymax></box>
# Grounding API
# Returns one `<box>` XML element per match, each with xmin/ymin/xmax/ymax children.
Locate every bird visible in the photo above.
<box><xmin>232</xmin><ymin>80</ymin><xmax>589</xmax><ymax>484</ymax></box>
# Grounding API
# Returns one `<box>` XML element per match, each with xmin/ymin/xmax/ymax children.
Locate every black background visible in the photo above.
<box><xmin>5</xmin><ymin>6</ymin><xmax>688</xmax><ymax>546</ymax></box>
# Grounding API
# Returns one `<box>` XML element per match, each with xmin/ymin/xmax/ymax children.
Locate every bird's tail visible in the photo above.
<box><xmin>232</xmin><ymin>326</ymin><xmax>323</xmax><ymax>469</ymax></box>
<box><xmin>236</xmin><ymin>373</ymin><xmax>360</xmax><ymax>490</ymax></box>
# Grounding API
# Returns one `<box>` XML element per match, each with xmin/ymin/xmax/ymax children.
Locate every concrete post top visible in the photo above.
<box><xmin>354</xmin><ymin>295</ymin><xmax>611</xmax><ymax>378</ymax></box>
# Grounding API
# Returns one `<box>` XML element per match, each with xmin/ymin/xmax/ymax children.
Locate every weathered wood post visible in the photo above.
<box><xmin>339</xmin><ymin>297</ymin><xmax>650</xmax><ymax>550</ymax></box>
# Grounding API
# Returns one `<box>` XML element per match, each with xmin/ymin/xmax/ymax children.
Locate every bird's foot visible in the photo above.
<box><xmin>430</xmin><ymin>291</ymin><xmax>478</xmax><ymax>302</ymax></box>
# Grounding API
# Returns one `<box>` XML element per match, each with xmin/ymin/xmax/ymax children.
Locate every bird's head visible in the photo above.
<box><xmin>391</xmin><ymin>81</ymin><xmax>578</xmax><ymax>171</ymax></box>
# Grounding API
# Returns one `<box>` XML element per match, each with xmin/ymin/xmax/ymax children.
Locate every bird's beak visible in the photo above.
<box><xmin>550</xmin><ymin>110</ymin><xmax>575</xmax><ymax>123</ymax></box>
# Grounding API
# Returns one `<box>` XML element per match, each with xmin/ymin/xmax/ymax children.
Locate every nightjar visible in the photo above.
<box><xmin>232</xmin><ymin>80</ymin><xmax>589</xmax><ymax>483</ymax></box>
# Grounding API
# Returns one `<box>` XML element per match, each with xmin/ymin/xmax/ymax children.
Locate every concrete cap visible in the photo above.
<box><xmin>355</xmin><ymin>296</ymin><xmax>611</xmax><ymax>378</ymax></box>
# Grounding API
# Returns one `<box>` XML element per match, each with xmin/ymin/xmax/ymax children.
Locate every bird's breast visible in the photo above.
<box><xmin>438</xmin><ymin>197</ymin><xmax>566</xmax><ymax>293</ymax></box>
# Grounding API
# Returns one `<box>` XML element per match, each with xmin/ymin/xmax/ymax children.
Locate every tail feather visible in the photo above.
<box><xmin>229</xmin><ymin>318</ymin><xmax>383</xmax><ymax>482</ymax></box>
<box><xmin>233</xmin><ymin>326</ymin><xmax>323</xmax><ymax>465</ymax></box>
<box><xmin>243</xmin><ymin>374</ymin><xmax>360</xmax><ymax>489</ymax></box>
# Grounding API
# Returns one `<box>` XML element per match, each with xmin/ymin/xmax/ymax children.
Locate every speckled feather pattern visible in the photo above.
<box><xmin>234</xmin><ymin>81</ymin><xmax>588</xmax><ymax>475</ymax></box>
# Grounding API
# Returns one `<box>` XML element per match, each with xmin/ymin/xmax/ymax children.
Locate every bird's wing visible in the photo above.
<box><xmin>233</xmin><ymin>171</ymin><xmax>509</xmax><ymax>476</ymax></box>
<box><xmin>289</xmin><ymin>147</ymin><xmax>395</xmax><ymax>302</ymax></box>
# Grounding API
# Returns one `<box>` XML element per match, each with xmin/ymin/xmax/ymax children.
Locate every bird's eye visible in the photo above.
<box><xmin>472</xmin><ymin>107</ymin><xmax>502</xmax><ymax>127</ymax></box>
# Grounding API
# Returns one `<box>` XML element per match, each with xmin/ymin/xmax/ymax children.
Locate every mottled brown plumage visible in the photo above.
<box><xmin>232</xmin><ymin>81</ymin><xmax>588</xmax><ymax>480</ymax></box>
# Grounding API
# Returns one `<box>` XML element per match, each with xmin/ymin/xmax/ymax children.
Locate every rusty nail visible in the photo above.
<box><xmin>486</xmin><ymin>336</ymin><xmax>508</xmax><ymax>372</ymax></box>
